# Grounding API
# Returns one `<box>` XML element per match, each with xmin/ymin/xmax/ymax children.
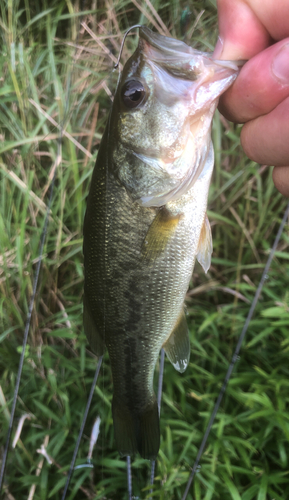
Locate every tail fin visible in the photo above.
<box><xmin>112</xmin><ymin>397</ymin><xmax>160</xmax><ymax>460</ymax></box>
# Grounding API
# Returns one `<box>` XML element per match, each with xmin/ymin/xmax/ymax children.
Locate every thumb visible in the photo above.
<box><xmin>214</xmin><ymin>0</ymin><xmax>271</xmax><ymax>60</ymax></box>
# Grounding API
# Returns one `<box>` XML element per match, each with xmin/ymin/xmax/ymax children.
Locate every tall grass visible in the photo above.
<box><xmin>0</xmin><ymin>1</ymin><xmax>289</xmax><ymax>499</ymax></box>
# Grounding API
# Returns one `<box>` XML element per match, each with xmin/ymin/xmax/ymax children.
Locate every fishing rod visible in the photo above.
<box><xmin>181</xmin><ymin>200</ymin><xmax>289</xmax><ymax>499</ymax></box>
<box><xmin>0</xmin><ymin>12</ymin><xmax>84</xmax><ymax>496</ymax></box>
<box><xmin>0</xmin><ymin>162</ymin><xmax>58</xmax><ymax>496</ymax></box>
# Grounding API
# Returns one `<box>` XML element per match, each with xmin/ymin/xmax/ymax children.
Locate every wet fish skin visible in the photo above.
<box><xmin>83</xmin><ymin>27</ymin><xmax>240</xmax><ymax>459</ymax></box>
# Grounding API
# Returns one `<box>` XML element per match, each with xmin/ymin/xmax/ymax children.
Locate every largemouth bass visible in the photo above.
<box><xmin>83</xmin><ymin>26</ymin><xmax>240</xmax><ymax>460</ymax></box>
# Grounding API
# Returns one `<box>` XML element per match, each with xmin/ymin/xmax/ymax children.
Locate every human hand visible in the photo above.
<box><xmin>214</xmin><ymin>0</ymin><xmax>289</xmax><ymax>197</ymax></box>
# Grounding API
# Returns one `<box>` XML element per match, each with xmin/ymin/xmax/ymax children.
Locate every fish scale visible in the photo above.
<box><xmin>83</xmin><ymin>26</ymin><xmax>240</xmax><ymax>459</ymax></box>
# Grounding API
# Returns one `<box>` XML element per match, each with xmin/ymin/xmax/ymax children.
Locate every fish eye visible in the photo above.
<box><xmin>121</xmin><ymin>80</ymin><xmax>146</xmax><ymax>109</ymax></box>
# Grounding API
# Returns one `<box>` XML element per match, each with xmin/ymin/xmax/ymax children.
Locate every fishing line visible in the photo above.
<box><xmin>181</xmin><ymin>200</ymin><xmax>289</xmax><ymax>500</ymax></box>
<box><xmin>61</xmin><ymin>355</ymin><xmax>103</xmax><ymax>500</ymax></box>
<box><xmin>114</xmin><ymin>25</ymin><xmax>142</xmax><ymax>69</ymax></box>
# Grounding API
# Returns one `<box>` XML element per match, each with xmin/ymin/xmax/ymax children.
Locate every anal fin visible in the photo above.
<box><xmin>196</xmin><ymin>214</ymin><xmax>213</xmax><ymax>273</ymax></box>
<box><xmin>141</xmin><ymin>207</ymin><xmax>182</xmax><ymax>263</ymax></box>
<box><xmin>83</xmin><ymin>293</ymin><xmax>105</xmax><ymax>356</ymax></box>
<box><xmin>163</xmin><ymin>309</ymin><xmax>190</xmax><ymax>373</ymax></box>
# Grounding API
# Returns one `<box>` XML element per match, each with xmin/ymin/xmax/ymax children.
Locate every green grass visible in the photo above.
<box><xmin>1</xmin><ymin>1</ymin><xmax>289</xmax><ymax>499</ymax></box>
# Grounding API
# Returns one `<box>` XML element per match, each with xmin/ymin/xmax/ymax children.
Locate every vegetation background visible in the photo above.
<box><xmin>1</xmin><ymin>0</ymin><xmax>289</xmax><ymax>499</ymax></box>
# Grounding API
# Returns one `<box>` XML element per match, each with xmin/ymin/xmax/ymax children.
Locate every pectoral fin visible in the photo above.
<box><xmin>141</xmin><ymin>207</ymin><xmax>182</xmax><ymax>263</ymax></box>
<box><xmin>83</xmin><ymin>293</ymin><xmax>105</xmax><ymax>356</ymax></box>
<box><xmin>196</xmin><ymin>214</ymin><xmax>213</xmax><ymax>273</ymax></box>
<box><xmin>162</xmin><ymin>309</ymin><xmax>190</xmax><ymax>373</ymax></box>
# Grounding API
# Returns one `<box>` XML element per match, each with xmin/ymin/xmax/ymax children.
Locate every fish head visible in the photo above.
<box><xmin>109</xmin><ymin>27</ymin><xmax>241</xmax><ymax>207</ymax></box>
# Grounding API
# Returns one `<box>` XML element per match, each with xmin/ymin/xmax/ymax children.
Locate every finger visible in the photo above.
<box><xmin>218</xmin><ymin>40</ymin><xmax>289</xmax><ymax>123</ymax></box>
<box><xmin>215</xmin><ymin>0</ymin><xmax>271</xmax><ymax>60</ymax></box>
<box><xmin>240</xmin><ymin>96</ymin><xmax>289</xmax><ymax>166</ymax></box>
<box><xmin>272</xmin><ymin>166</ymin><xmax>289</xmax><ymax>197</ymax></box>
<box><xmin>215</xmin><ymin>0</ymin><xmax>289</xmax><ymax>60</ymax></box>
<box><xmin>242</xmin><ymin>0</ymin><xmax>289</xmax><ymax>41</ymax></box>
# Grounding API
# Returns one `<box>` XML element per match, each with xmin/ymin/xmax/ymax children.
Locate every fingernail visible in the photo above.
<box><xmin>272</xmin><ymin>44</ymin><xmax>289</xmax><ymax>84</ymax></box>
<box><xmin>214</xmin><ymin>36</ymin><xmax>223</xmax><ymax>59</ymax></box>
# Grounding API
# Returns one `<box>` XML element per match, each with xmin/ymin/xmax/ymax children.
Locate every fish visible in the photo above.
<box><xmin>83</xmin><ymin>26</ymin><xmax>240</xmax><ymax>460</ymax></box>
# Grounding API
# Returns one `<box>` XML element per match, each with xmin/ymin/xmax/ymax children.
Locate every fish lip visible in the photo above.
<box><xmin>207</xmin><ymin>57</ymin><xmax>246</xmax><ymax>72</ymax></box>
